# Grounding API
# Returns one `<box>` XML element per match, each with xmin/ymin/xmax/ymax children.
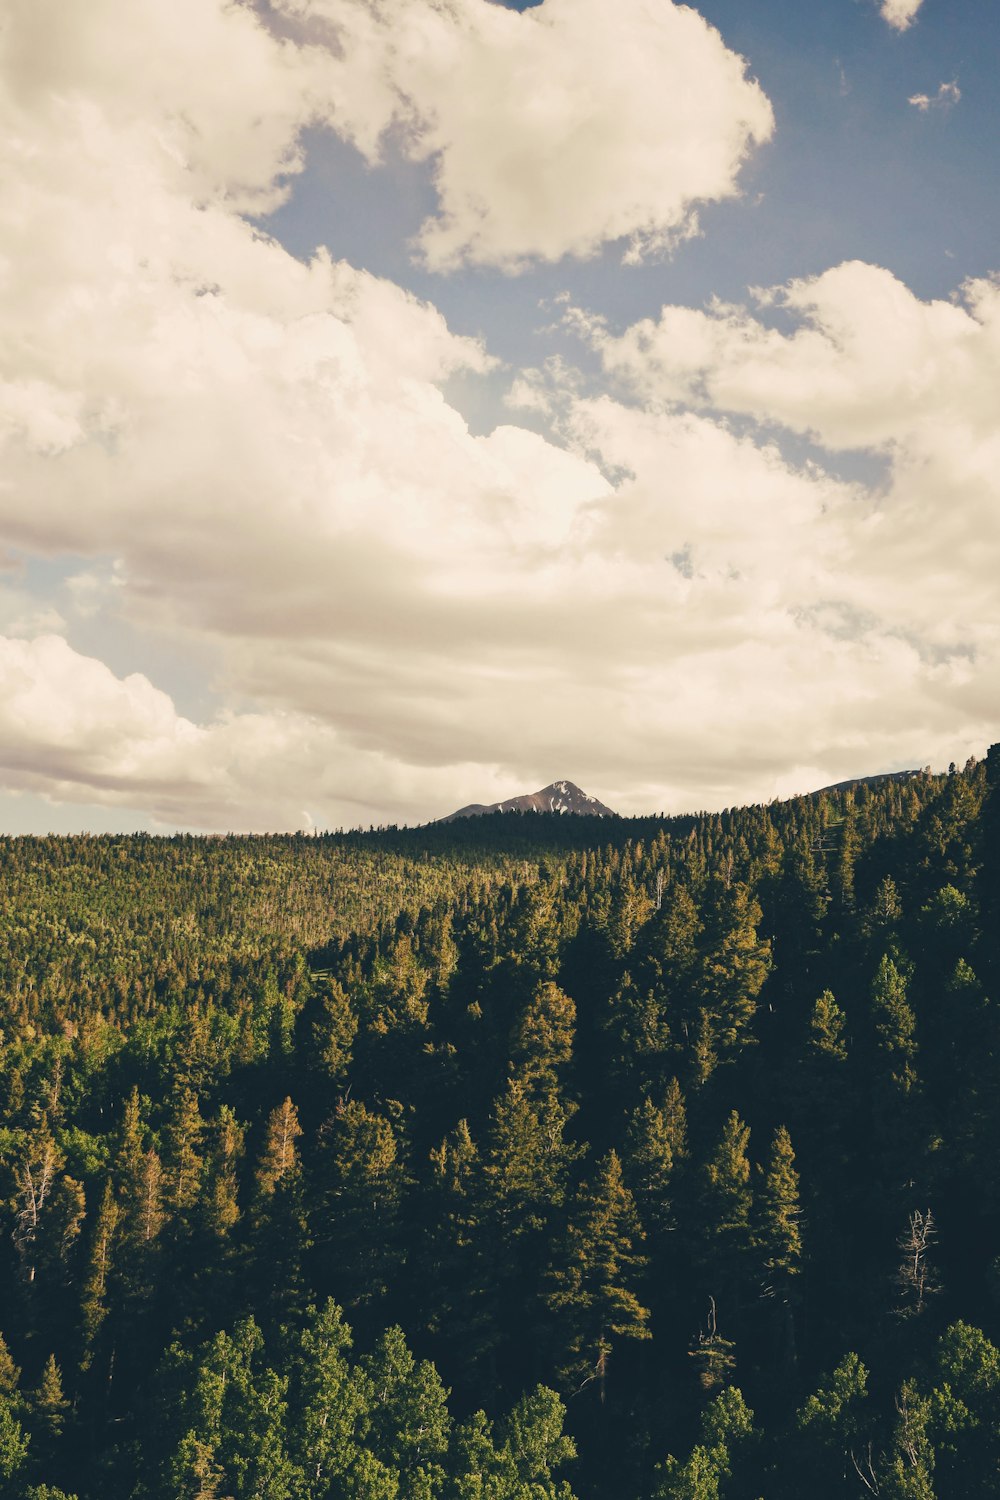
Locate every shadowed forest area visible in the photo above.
<box><xmin>0</xmin><ymin>748</ymin><xmax>999</xmax><ymax>1498</ymax></box>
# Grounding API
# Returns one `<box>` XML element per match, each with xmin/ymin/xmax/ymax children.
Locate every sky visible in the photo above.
<box><xmin>0</xmin><ymin>0</ymin><xmax>998</xmax><ymax>832</ymax></box>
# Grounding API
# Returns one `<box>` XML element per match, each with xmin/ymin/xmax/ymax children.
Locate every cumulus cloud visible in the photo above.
<box><xmin>909</xmin><ymin>81</ymin><xmax>961</xmax><ymax>111</ymax></box>
<box><xmin>286</xmin><ymin>0</ymin><xmax>774</xmax><ymax>269</ymax></box>
<box><xmin>579</xmin><ymin>261</ymin><xmax>1000</xmax><ymax>662</ymax></box>
<box><xmin>880</xmin><ymin>0</ymin><xmax>923</xmax><ymax>32</ymax></box>
<box><xmin>0</xmin><ymin>0</ymin><xmax>995</xmax><ymax>828</ymax></box>
<box><xmin>0</xmin><ymin>634</ymin><xmax>538</xmax><ymax>829</ymax></box>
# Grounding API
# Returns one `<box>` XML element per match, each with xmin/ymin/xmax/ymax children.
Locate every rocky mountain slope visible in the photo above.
<box><xmin>441</xmin><ymin>778</ymin><xmax>616</xmax><ymax>822</ymax></box>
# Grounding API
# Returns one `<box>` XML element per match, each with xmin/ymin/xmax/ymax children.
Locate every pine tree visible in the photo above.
<box><xmin>894</xmin><ymin>1210</ymin><xmax>940</xmax><ymax>1319</ymax></box>
<box><xmin>424</xmin><ymin>1121</ymin><xmax>492</xmax><ymax>1386</ymax></box>
<box><xmin>687</xmin><ymin>884</ymin><xmax>770</xmax><ymax>1083</ymax></box>
<box><xmin>833</xmin><ymin>805</ymin><xmax>859</xmax><ymax>911</ymax></box>
<box><xmin>698</xmin><ymin>1112</ymin><xmax>753</xmax><ymax>1316</ymax></box>
<box><xmin>308</xmin><ymin>977</ymin><xmax>358</xmax><ymax>1086</ymax></box>
<box><xmin>79</xmin><ymin>1179</ymin><xmax>119</xmax><ymax>1373</ymax></box>
<box><xmin>808</xmin><ymin>991</ymin><xmax>848</xmax><ymax>1064</ymax></box>
<box><xmin>756</xmin><ymin>1126</ymin><xmax>803</xmax><ymax>1295</ymax></box>
<box><xmin>755</xmin><ymin>1126</ymin><xmax>803</xmax><ymax>1373</ymax></box>
<box><xmin>113</xmin><ymin>1088</ymin><xmax>145</xmax><ymax>1191</ymax></box>
<box><xmin>164</xmin><ymin>1088</ymin><xmax>205</xmax><ymax>1224</ymax></box>
<box><xmin>318</xmin><ymin>1101</ymin><xmax>406</xmax><ymax>1315</ymax></box>
<box><xmin>510</xmin><ymin>982</ymin><xmax>575</xmax><ymax>1088</ymax></box>
<box><xmin>246</xmin><ymin>1102</ymin><xmax>309</xmax><ymax>1336</ymax></box>
<box><xmin>546</xmin><ymin>1150</ymin><xmax>650</xmax><ymax>1401</ymax></box>
<box><xmin>485</xmin><ymin>1077</ymin><xmax>581</xmax><ymax>1243</ymax></box>
<box><xmin>624</xmin><ymin>1081</ymin><xmax>687</xmax><ymax>1245</ymax></box>
<box><xmin>871</xmin><ymin>955</ymin><xmax>918</xmax><ymax>1095</ymax></box>
<box><xmin>0</xmin><ymin>1335</ymin><xmax>20</xmax><ymax>1397</ymax></box>
<box><xmin>28</xmin><ymin>1352</ymin><xmax>71</xmax><ymax>1490</ymax></box>
<box><xmin>120</xmin><ymin>1133</ymin><xmax>166</xmax><ymax>1266</ymax></box>
<box><xmin>688</xmin><ymin>1297</ymin><xmax>737</xmax><ymax>1394</ymax></box>
<box><xmin>254</xmin><ymin>1098</ymin><xmax>302</xmax><ymax>1200</ymax></box>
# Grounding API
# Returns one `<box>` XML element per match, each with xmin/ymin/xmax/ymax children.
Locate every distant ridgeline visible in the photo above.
<box><xmin>0</xmin><ymin>751</ymin><xmax>998</xmax><ymax>1499</ymax></box>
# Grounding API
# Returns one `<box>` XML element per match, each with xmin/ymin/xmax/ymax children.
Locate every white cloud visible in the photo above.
<box><xmin>0</xmin><ymin>634</ymin><xmax>533</xmax><ymax>829</ymax></box>
<box><xmin>286</xmin><ymin>0</ymin><xmax>774</xmax><ymax>269</ymax></box>
<box><xmin>580</xmin><ymin>261</ymin><xmax>1000</xmax><ymax>660</ymax></box>
<box><xmin>3</xmin><ymin>0</ymin><xmax>336</xmax><ymax>212</ymax></box>
<box><xmin>880</xmin><ymin>0</ymin><xmax>923</xmax><ymax>32</ymax></box>
<box><xmin>0</xmin><ymin>0</ymin><xmax>995</xmax><ymax>828</ymax></box>
<box><xmin>909</xmin><ymin>81</ymin><xmax>961</xmax><ymax>111</ymax></box>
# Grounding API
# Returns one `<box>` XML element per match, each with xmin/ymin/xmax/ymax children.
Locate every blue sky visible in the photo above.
<box><xmin>271</xmin><ymin>0</ymin><xmax>999</xmax><ymax>322</ymax></box>
<box><xmin>0</xmin><ymin>0</ymin><xmax>997</xmax><ymax>831</ymax></box>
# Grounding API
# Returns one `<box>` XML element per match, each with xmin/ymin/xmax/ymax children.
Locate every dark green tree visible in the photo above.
<box><xmin>545</xmin><ymin>1150</ymin><xmax>650</xmax><ymax>1400</ymax></box>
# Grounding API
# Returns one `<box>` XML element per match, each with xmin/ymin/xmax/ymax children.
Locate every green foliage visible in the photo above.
<box><xmin>755</xmin><ymin>1126</ymin><xmax>802</xmax><ymax>1298</ymax></box>
<box><xmin>871</xmin><ymin>955</ymin><xmax>918</xmax><ymax>1094</ymax></box>
<box><xmin>698</xmin><ymin>1112</ymin><xmax>753</xmax><ymax>1310</ymax></box>
<box><xmin>0</xmin><ymin>757</ymin><xmax>994</xmax><ymax>1498</ymax></box>
<box><xmin>655</xmin><ymin>1387</ymin><xmax>755</xmax><ymax>1499</ymax></box>
<box><xmin>796</xmin><ymin>1350</ymin><xmax>872</xmax><ymax>1493</ymax></box>
<box><xmin>546</xmin><ymin>1150</ymin><xmax>650</xmax><ymax>1396</ymax></box>
<box><xmin>0</xmin><ymin>1392</ymin><xmax>30</xmax><ymax>1484</ymax></box>
<box><xmin>807</xmin><ymin>991</ymin><xmax>848</xmax><ymax>1063</ymax></box>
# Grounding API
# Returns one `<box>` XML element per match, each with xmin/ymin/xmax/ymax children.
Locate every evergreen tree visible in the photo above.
<box><xmin>164</xmin><ymin>1088</ymin><xmax>206</xmax><ymax>1225</ymax></box>
<box><xmin>31</xmin><ymin>1355</ymin><xmax>68</xmax><ymax>1444</ymax></box>
<box><xmin>424</xmin><ymin>1120</ymin><xmax>492</xmax><ymax>1388</ymax></box>
<box><xmin>485</xmin><ymin>1078</ymin><xmax>581</xmax><ymax>1244</ymax></box>
<box><xmin>755</xmin><ymin>1126</ymin><xmax>802</xmax><ymax>1298</ymax></box>
<box><xmin>692</xmin><ymin>883</ymin><xmax>770</xmax><ymax>1078</ymax></box>
<box><xmin>697</xmin><ymin>1112</ymin><xmax>753</xmax><ymax>1317</ymax></box>
<box><xmin>624</xmin><ymin>1084</ymin><xmax>687</xmax><ymax>1245</ymax></box>
<box><xmin>545</xmin><ymin>1151</ymin><xmax>650</xmax><ymax>1401</ymax></box>
<box><xmin>755</xmin><ymin>1126</ymin><xmax>802</xmax><ymax>1375</ymax></box>
<box><xmin>808</xmin><ymin>991</ymin><xmax>848</xmax><ymax>1064</ymax></box>
<box><xmin>78</xmin><ymin>1179</ymin><xmax>119</xmax><ymax>1373</ymax></box>
<box><xmin>317</xmin><ymin>1101</ymin><xmax>406</xmax><ymax>1317</ymax></box>
<box><xmin>510</xmin><ymin>982</ymin><xmax>576</xmax><ymax>1089</ymax></box>
<box><xmin>255</xmin><ymin>1098</ymin><xmax>302</xmax><ymax>1200</ymax></box>
<box><xmin>113</xmin><ymin>1087</ymin><xmax>145</xmax><ymax>1192</ymax></box>
<box><xmin>871</xmin><ymin>956</ymin><xmax>918</xmax><ymax>1096</ymax></box>
<box><xmin>11</xmin><ymin>1117</ymin><xmax>66</xmax><ymax>1286</ymax></box>
<box><xmin>0</xmin><ymin>1336</ymin><xmax>20</xmax><ymax>1397</ymax></box>
<box><xmin>307</xmin><ymin>977</ymin><xmax>358</xmax><ymax>1087</ymax></box>
<box><xmin>202</xmin><ymin>1108</ymin><xmax>243</xmax><ymax>1240</ymax></box>
<box><xmin>28</xmin><ymin>1352</ymin><xmax>70</xmax><ymax>1486</ymax></box>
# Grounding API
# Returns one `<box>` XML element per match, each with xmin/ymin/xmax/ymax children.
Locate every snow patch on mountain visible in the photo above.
<box><xmin>440</xmin><ymin>780</ymin><xmax>617</xmax><ymax>822</ymax></box>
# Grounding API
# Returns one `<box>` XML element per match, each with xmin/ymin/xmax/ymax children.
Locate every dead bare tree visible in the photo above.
<box><xmin>849</xmin><ymin>1443</ymin><xmax>880</xmax><ymax>1494</ymax></box>
<box><xmin>894</xmin><ymin>1208</ymin><xmax>940</xmax><ymax>1318</ymax></box>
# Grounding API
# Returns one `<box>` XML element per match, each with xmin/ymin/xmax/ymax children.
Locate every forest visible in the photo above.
<box><xmin>0</xmin><ymin>746</ymin><xmax>997</xmax><ymax>1499</ymax></box>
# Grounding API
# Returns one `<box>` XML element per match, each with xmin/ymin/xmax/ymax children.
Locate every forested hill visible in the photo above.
<box><xmin>0</xmin><ymin>751</ymin><xmax>998</xmax><ymax>1499</ymax></box>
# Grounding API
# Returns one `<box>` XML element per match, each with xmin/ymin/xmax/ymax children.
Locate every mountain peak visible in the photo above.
<box><xmin>440</xmin><ymin>780</ymin><xmax>617</xmax><ymax>823</ymax></box>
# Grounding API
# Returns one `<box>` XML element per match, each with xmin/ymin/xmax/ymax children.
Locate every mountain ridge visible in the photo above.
<box><xmin>439</xmin><ymin>778</ymin><xmax>617</xmax><ymax>823</ymax></box>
